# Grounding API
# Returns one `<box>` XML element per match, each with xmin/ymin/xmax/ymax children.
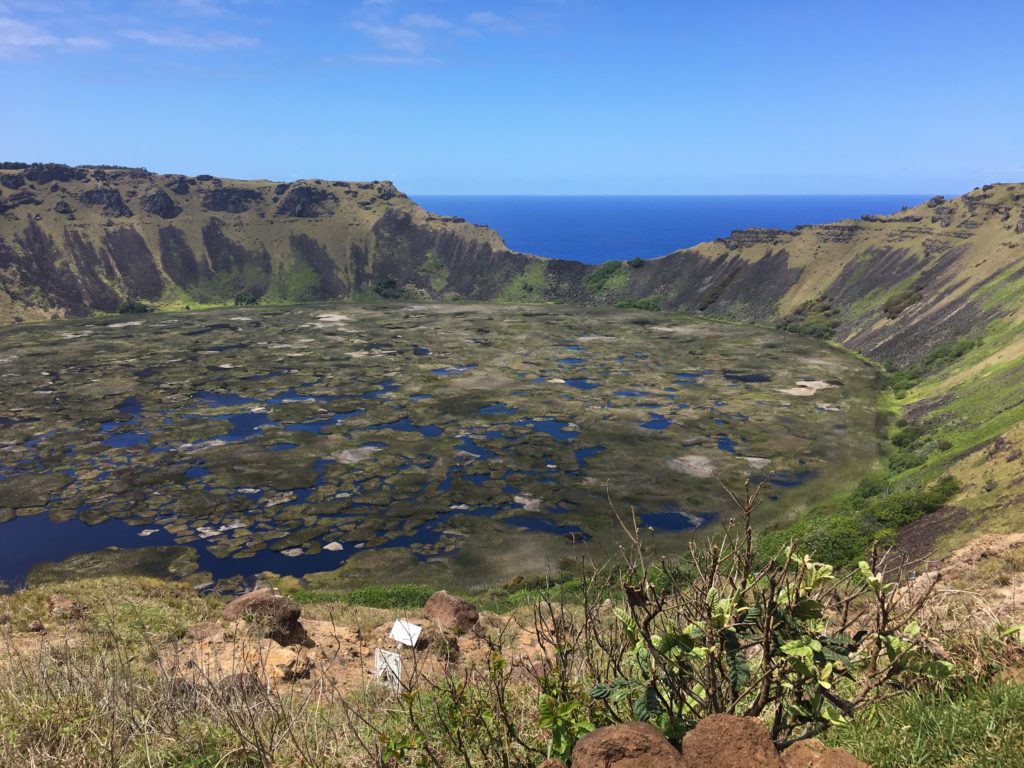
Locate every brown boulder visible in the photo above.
<box><xmin>48</xmin><ymin>594</ymin><xmax>84</xmax><ymax>619</ymax></box>
<box><xmin>781</xmin><ymin>738</ymin><xmax>869</xmax><ymax>768</ymax></box>
<box><xmin>185</xmin><ymin>621</ymin><xmax>225</xmax><ymax>642</ymax></box>
<box><xmin>572</xmin><ymin>721</ymin><xmax>687</xmax><ymax>768</ymax></box>
<box><xmin>423</xmin><ymin>590</ymin><xmax>479</xmax><ymax>635</ymax></box>
<box><xmin>682</xmin><ymin>714</ymin><xmax>783</xmax><ymax>768</ymax></box>
<box><xmin>222</xmin><ymin>588</ymin><xmax>305</xmax><ymax>645</ymax></box>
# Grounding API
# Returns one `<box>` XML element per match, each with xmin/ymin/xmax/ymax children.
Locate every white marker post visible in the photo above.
<box><xmin>374</xmin><ymin>649</ymin><xmax>402</xmax><ymax>692</ymax></box>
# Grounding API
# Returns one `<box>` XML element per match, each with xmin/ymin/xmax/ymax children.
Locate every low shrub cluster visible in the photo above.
<box><xmin>886</xmin><ymin>338</ymin><xmax>979</xmax><ymax>397</ymax></box>
<box><xmin>776</xmin><ymin>296</ymin><xmax>841</xmax><ymax>339</ymax></box>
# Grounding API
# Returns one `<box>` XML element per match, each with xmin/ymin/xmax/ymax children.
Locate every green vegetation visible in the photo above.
<box><xmin>759</xmin><ymin>475</ymin><xmax>962</xmax><ymax>567</ymax></box>
<box><xmin>626</xmin><ymin>257</ymin><xmax>645</xmax><ymax>268</ymax></box>
<box><xmin>882</xmin><ymin>284</ymin><xmax>924</xmax><ymax>319</ymax></box>
<box><xmin>292</xmin><ymin>584</ymin><xmax>435</xmax><ymax>609</ymax></box>
<box><xmin>826</xmin><ymin>682</ymin><xmax>1024</xmax><ymax>768</ymax></box>
<box><xmin>422</xmin><ymin>250</ymin><xmax>449</xmax><ymax>292</ymax></box>
<box><xmin>116</xmin><ymin>297</ymin><xmax>152</xmax><ymax>314</ymax></box>
<box><xmin>584</xmin><ymin>261</ymin><xmax>624</xmax><ymax>293</ymax></box>
<box><xmin>777</xmin><ymin>296</ymin><xmax>840</xmax><ymax>339</ymax></box>
<box><xmin>886</xmin><ymin>338</ymin><xmax>980</xmax><ymax>397</ymax></box>
<box><xmin>233</xmin><ymin>290</ymin><xmax>260</xmax><ymax>306</ymax></box>
<box><xmin>499</xmin><ymin>259</ymin><xmax>549</xmax><ymax>302</ymax></box>
<box><xmin>372</xmin><ymin>278</ymin><xmax>404</xmax><ymax>299</ymax></box>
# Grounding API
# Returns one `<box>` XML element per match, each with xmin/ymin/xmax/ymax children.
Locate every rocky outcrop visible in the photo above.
<box><xmin>202</xmin><ymin>186</ymin><xmax>262</xmax><ymax>214</ymax></box>
<box><xmin>48</xmin><ymin>594</ymin><xmax>84</xmax><ymax>619</ymax></box>
<box><xmin>275</xmin><ymin>185</ymin><xmax>336</xmax><ymax>218</ymax></box>
<box><xmin>79</xmin><ymin>188</ymin><xmax>133</xmax><ymax>217</ymax></box>
<box><xmin>569</xmin><ymin>716</ymin><xmax>869</xmax><ymax>768</ymax></box>
<box><xmin>222</xmin><ymin>587</ymin><xmax>305</xmax><ymax>646</ymax></box>
<box><xmin>423</xmin><ymin>590</ymin><xmax>479</xmax><ymax>634</ymax></box>
<box><xmin>572</xmin><ymin>721</ymin><xmax>687</xmax><ymax>768</ymax></box>
<box><xmin>682</xmin><ymin>715</ymin><xmax>783</xmax><ymax>768</ymax></box>
<box><xmin>140</xmin><ymin>188</ymin><xmax>181</xmax><ymax>219</ymax></box>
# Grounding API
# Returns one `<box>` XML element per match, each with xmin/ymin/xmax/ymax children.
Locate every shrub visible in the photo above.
<box><xmin>233</xmin><ymin>290</ymin><xmax>259</xmax><ymax>307</ymax></box>
<box><xmin>575</xmin><ymin>487</ymin><xmax>951</xmax><ymax>750</ymax></box>
<box><xmin>373</xmin><ymin>278</ymin><xmax>404</xmax><ymax>299</ymax></box>
<box><xmin>626</xmin><ymin>257</ymin><xmax>645</xmax><ymax>269</ymax></box>
<box><xmin>116</xmin><ymin>298</ymin><xmax>152</xmax><ymax>314</ymax></box>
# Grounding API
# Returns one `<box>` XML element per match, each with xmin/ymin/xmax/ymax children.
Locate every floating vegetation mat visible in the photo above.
<box><xmin>0</xmin><ymin>303</ymin><xmax>881</xmax><ymax>588</ymax></box>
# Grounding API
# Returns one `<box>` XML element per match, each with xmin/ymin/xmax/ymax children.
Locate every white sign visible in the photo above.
<box><xmin>374</xmin><ymin>649</ymin><xmax>402</xmax><ymax>691</ymax></box>
<box><xmin>389</xmin><ymin>618</ymin><xmax>422</xmax><ymax>648</ymax></box>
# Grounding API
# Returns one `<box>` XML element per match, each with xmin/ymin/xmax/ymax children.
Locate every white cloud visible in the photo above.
<box><xmin>0</xmin><ymin>16</ymin><xmax>58</xmax><ymax>56</ymax></box>
<box><xmin>120</xmin><ymin>28</ymin><xmax>258</xmax><ymax>49</ymax></box>
<box><xmin>65</xmin><ymin>35</ymin><xmax>109</xmax><ymax>49</ymax></box>
<box><xmin>402</xmin><ymin>13</ymin><xmax>451</xmax><ymax>30</ymax></box>
<box><xmin>468</xmin><ymin>11</ymin><xmax>523</xmax><ymax>34</ymax></box>
<box><xmin>346</xmin><ymin>52</ymin><xmax>437</xmax><ymax>66</ymax></box>
<box><xmin>350</xmin><ymin>20</ymin><xmax>423</xmax><ymax>54</ymax></box>
<box><xmin>0</xmin><ymin>15</ymin><xmax>110</xmax><ymax>57</ymax></box>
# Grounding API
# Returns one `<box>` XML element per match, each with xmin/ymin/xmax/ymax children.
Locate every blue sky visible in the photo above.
<box><xmin>1</xmin><ymin>0</ymin><xmax>1021</xmax><ymax>194</ymax></box>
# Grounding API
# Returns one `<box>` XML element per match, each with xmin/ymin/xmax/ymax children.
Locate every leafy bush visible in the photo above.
<box><xmin>233</xmin><ymin>290</ymin><xmax>259</xmax><ymax>307</ymax></box>
<box><xmin>373</xmin><ymin>278</ymin><xmax>404</xmax><ymax>299</ymax></box>
<box><xmin>627</xmin><ymin>257</ymin><xmax>645</xmax><ymax>268</ymax></box>
<box><xmin>116</xmin><ymin>298</ymin><xmax>152</xmax><ymax>314</ymax></box>
<box><xmin>575</xmin><ymin>489</ymin><xmax>951</xmax><ymax>750</ymax></box>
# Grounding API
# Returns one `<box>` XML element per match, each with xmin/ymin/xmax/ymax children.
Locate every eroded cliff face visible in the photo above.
<box><xmin>0</xmin><ymin>164</ymin><xmax>523</xmax><ymax>323</ymax></box>
<box><xmin>606</xmin><ymin>184</ymin><xmax>1024</xmax><ymax>365</ymax></box>
<box><xmin>2</xmin><ymin>164</ymin><xmax>1023</xmax><ymax>369</ymax></box>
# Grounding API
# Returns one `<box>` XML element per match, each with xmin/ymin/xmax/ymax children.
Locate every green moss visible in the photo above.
<box><xmin>500</xmin><ymin>261</ymin><xmax>549</xmax><ymax>302</ymax></box>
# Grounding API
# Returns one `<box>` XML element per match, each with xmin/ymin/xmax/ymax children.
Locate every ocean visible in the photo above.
<box><xmin>411</xmin><ymin>195</ymin><xmax>932</xmax><ymax>265</ymax></box>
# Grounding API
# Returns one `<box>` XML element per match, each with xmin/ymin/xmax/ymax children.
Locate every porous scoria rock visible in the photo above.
<box><xmin>781</xmin><ymin>738</ymin><xmax>869</xmax><ymax>768</ymax></box>
<box><xmin>682</xmin><ymin>714</ymin><xmax>783</xmax><ymax>768</ymax></box>
<box><xmin>423</xmin><ymin>590</ymin><xmax>479</xmax><ymax>635</ymax></box>
<box><xmin>48</xmin><ymin>594</ymin><xmax>84</xmax><ymax>619</ymax></box>
<box><xmin>178</xmin><ymin>636</ymin><xmax>313</xmax><ymax>687</ymax></box>
<box><xmin>572</xmin><ymin>721</ymin><xmax>688</xmax><ymax>768</ymax></box>
<box><xmin>185</xmin><ymin>621</ymin><xmax>225</xmax><ymax>642</ymax></box>
<box><xmin>222</xmin><ymin>587</ymin><xmax>305</xmax><ymax>645</ymax></box>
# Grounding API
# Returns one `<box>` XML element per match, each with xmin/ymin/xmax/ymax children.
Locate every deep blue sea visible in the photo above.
<box><xmin>412</xmin><ymin>195</ymin><xmax>931</xmax><ymax>265</ymax></box>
